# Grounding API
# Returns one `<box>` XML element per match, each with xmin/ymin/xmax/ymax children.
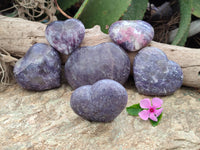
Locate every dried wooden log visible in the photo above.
<box><xmin>0</xmin><ymin>15</ymin><xmax>200</xmax><ymax>88</ymax></box>
<box><xmin>0</xmin><ymin>15</ymin><xmax>48</xmax><ymax>57</ymax></box>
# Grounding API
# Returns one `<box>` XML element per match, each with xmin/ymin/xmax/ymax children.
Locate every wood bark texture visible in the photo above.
<box><xmin>0</xmin><ymin>15</ymin><xmax>200</xmax><ymax>88</ymax></box>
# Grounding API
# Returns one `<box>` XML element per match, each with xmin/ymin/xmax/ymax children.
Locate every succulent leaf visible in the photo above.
<box><xmin>191</xmin><ymin>0</ymin><xmax>200</xmax><ymax>18</ymax></box>
<box><xmin>122</xmin><ymin>0</ymin><xmax>148</xmax><ymax>20</ymax></box>
<box><xmin>77</xmin><ymin>0</ymin><xmax>132</xmax><ymax>33</ymax></box>
<box><xmin>172</xmin><ymin>0</ymin><xmax>192</xmax><ymax>46</ymax></box>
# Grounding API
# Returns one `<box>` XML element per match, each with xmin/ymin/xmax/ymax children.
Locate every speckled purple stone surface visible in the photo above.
<box><xmin>14</xmin><ymin>43</ymin><xmax>61</xmax><ymax>91</ymax></box>
<box><xmin>65</xmin><ymin>42</ymin><xmax>130</xmax><ymax>89</ymax></box>
<box><xmin>70</xmin><ymin>79</ymin><xmax>128</xmax><ymax>122</ymax></box>
<box><xmin>109</xmin><ymin>20</ymin><xmax>154</xmax><ymax>51</ymax></box>
<box><xmin>133</xmin><ymin>47</ymin><xmax>183</xmax><ymax>96</ymax></box>
<box><xmin>45</xmin><ymin>19</ymin><xmax>85</xmax><ymax>55</ymax></box>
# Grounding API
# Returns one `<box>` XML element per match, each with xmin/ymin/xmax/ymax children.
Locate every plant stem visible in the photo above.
<box><xmin>54</xmin><ymin>0</ymin><xmax>72</xmax><ymax>19</ymax></box>
<box><xmin>74</xmin><ymin>0</ymin><xmax>89</xmax><ymax>19</ymax></box>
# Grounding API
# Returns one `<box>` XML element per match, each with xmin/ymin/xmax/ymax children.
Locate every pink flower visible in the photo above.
<box><xmin>138</xmin><ymin>98</ymin><xmax>163</xmax><ymax>122</ymax></box>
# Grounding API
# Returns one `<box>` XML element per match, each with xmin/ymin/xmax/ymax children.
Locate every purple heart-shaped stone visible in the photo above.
<box><xmin>70</xmin><ymin>79</ymin><xmax>128</xmax><ymax>122</ymax></box>
<box><xmin>13</xmin><ymin>43</ymin><xmax>61</xmax><ymax>91</ymax></box>
<box><xmin>45</xmin><ymin>19</ymin><xmax>85</xmax><ymax>55</ymax></box>
<box><xmin>133</xmin><ymin>47</ymin><xmax>183</xmax><ymax>96</ymax></box>
<box><xmin>109</xmin><ymin>20</ymin><xmax>154</xmax><ymax>51</ymax></box>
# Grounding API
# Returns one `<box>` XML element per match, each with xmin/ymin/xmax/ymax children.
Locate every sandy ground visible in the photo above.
<box><xmin>0</xmin><ymin>79</ymin><xmax>200</xmax><ymax>150</ymax></box>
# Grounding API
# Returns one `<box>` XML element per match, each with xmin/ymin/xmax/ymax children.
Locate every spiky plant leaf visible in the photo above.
<box><xmin>122</xmin><ymin>0</ymin><xmax>148</xmax><ymax>20</ymax></box>
<box><xmin>172</xmin><ymin>0</ymin><xmax>191</xmax><ymax>46</ymax></box>
<box><xmin>191</xmin><ymin>0</ymin><xmax>200</xmax><ymax>18</ymax></box>
<box><xmin>77</xmin><ymin>0</ymin><xmax>131</xmax><ymax>33</ymax></box>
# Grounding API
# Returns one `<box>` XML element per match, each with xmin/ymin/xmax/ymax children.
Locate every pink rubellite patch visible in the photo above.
<box><xmin>109</xmin><ymin>20</ymin><xmax>154</xmax><ymax>51</ymax></box>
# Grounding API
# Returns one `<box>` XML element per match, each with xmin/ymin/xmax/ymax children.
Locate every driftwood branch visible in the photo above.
<box><xmin>0</xmin><ymin>15</ymin><xmax>200</xmax><ymax>88</ymax></box>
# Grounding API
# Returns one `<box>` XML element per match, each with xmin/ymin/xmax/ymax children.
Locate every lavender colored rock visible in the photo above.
<box><xmin>45</xmin><ymin>19</ymin><xmax>85</xmax><ymax>55</ymax></box>
<box><xmin>65</xmin><ymin>42</ymin><xmax>130</xmax><ymax>89</ymax></box>
<box><xmin>109</xmin><ymin>20</ymin><xmax>154</xmax><ymax>52</ymax></box>
<box><xmin>133</xmin><ymin>47</ymin><xmax>183</xmax><ymax>96</ymax></box>
<box><xmin>70</xmin><ymin>79</ymin><xmax>128</xmax><ymax>122</ymax></box>
<box><xmin>14</xmin><ymin>43</ymin><xmax>61</xmax><ymax>91</ymax></box>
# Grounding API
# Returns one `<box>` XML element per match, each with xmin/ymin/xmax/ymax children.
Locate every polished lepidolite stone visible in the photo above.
<box><xmin>45</xmin><ymin>19</ymin><xmax>85</xmax><ymax>55</ymax></box>
<box><xmin>109</xmin><ymin>20</ymin><xmax>154</xmax><ymax>51</ymax></box>
<box><xmin>65</xmin><ymin>42</ymin><xmax>130</xmax><ymax>89</ymax></box>
<box><xmin>70</xmin><ymin>79</ymin><xmax>128</xmax><ymax>122</ymax></box>
<box><xmin>133</xmin><ymin>47</ymin><xmax>183</xmax><ymax>96</ymax></box>
<box><xmin>14</xmin><ymin>43</ymin><xmax>61</xmax><ymax>91</ymax></box>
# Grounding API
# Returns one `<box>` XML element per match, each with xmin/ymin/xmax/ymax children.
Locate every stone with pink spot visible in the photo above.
<box><xmin>45</xmin><ymin>19</ymin><xmax>85</xmax><ymax>55</ymax></box>
<box><xmin>109</xmin><ymin>20</ymin><xmax>154</xmax><ymax>51</ymax></box>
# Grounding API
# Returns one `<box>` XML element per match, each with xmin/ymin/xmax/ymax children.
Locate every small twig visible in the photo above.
<box><xmin>0</xmin><ymin>47</ymin><xmax>10</xmax><ymax>56</ymax></box>
<box><xmin>0</xmin><ymin>5</ymin><xmax>17</xmax><ymax>13</ymax></box>
<box><xmin>14</xmin><ymin>0</ymin><xmax>38</xmax><ymax>9</ymax></box>
<box><xmin>0</xmin><ymin>63</ymin><xmax>5</xmax><ymax>84</ymax></box>
<box><xmin>0</xmin><ymin>47</ymin><xmax>18</xmax><ymax>65</ymax></box>
<box><xmin>54</xmin><ymin>0</ymin><xmax>72</xmax><ymax>19</ymax></box>
<box><xmin>0</xmin><ymin>47</ymin><xmax>17</xmax><ymax>85</ymax></box>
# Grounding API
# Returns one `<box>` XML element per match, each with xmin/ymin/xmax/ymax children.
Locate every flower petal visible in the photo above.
<box><xmin>139</xmin><ymin>110</ymin><xmax>149</xmax><ymax>120</ymax></box>
<box><xmin>155</xmin><ymin>108</ymin><xmax>163</xmax><ymax>117</ymax></box>
<box><xmin>149</xmin><ymin>113</ymin><xmax>158</xmax><ymax>122</ymax></box>
<box><xmin>140</xmin><ymin>98</ymin><xmax>151</xmax><ymax>109</ymax></box>
<box><xmin>152</xmin><ymin>97</ymin><xmax>163</xmax><ymax>108</ymax></box>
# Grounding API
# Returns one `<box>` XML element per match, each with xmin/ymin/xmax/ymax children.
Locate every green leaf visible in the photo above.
<box><xmin>191</xmin><ymin>0</ymin><xmax>200</xmax><ymax>18</ymax></box>
<box><xmin>57</xmin><ymin>0</ymin><xmax>80</xmax><ymax>12</ymax></box>
<box><xmin>172</xmin><ymin>0</ymin><xmax>192</xmax><ymax>46</ymax></box>
<box><xmin>122</xmin><ymin>0</ymin><xmax>148</xmax><ymax>20</ymax></box>
<box><xmin>126</xmin><ymin>103</ymin><xmax>143</xmax><ymax>116</ymax></box>
<box><xmin>150</xmin><ymin>113</ymin><xmax>163</xmax><ymax>127</ymax></box>
<box><xmin>78</xmin><ymin>0</ymin><xmax>132</xmax><ymax>33</ymax></box>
